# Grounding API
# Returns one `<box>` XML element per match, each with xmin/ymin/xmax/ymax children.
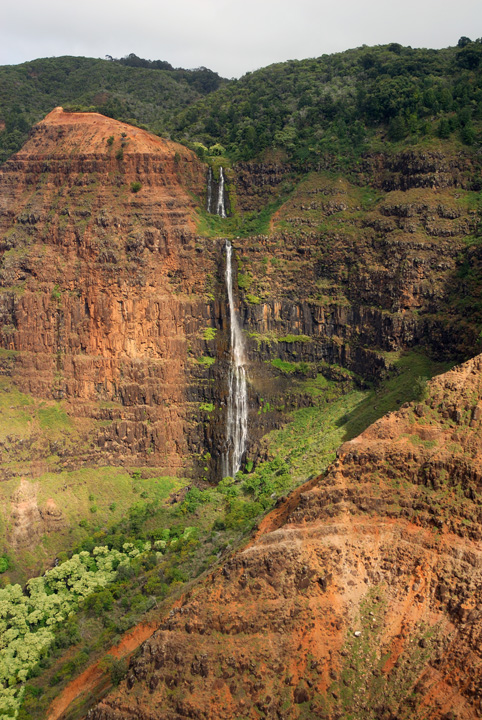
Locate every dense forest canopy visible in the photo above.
<box><xmin>0</xmin><ymin>39</ymin><xmax>481</xmax><ymax>164</ymax></box>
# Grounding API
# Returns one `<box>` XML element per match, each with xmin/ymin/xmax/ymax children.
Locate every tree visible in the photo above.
<box><xmin>388</xmin><ymin>115</ymin><xmax>407</xmax><ymax>141</ymax></box>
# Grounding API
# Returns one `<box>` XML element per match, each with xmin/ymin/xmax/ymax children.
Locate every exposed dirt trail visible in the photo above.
<box><xmin>46</xmin><ymin>623</ymin><xmax>157</xmax><ymax>720</ymax></box>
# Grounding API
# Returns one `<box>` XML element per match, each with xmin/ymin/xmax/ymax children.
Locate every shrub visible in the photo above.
<box><xmin>115</xmin><ymin>148</ymin><xmax>124</xmax><ymax>161</ymax></box>
<box><xmin>203</xmin><ymin>327</ymin><xmax>217</xmax><ymax>341</ymax></box>
<box><xmin>208</xmin><ymin>143</ymin><xmax>226</xmax><ymax>156</ymax></box>
<box><xmin>106</xmin><ymin>136</ymin><xmax>114</xmax><ymax>146</ymax></box>
<box><xmin>199</xmin><ymin>402</ymin><xmax>215</xmax><ymax>413</ymax></box>
<box><xmin>130</xmin><ymin>181</ymin><xmax>142</xmax><ymax>193</ymax></box>
<box><xmin>197</xmin><ymin>355</ymin><xmax>215</xmax><ymax>367</ymax></box>
<box><xmin>84</xmin><ymin>588</ymin><xmax>114</xmax><ymax>613</ymax></box>
<box><xmin>110</xmin><ymin>657</ymin><xmax>127</xmax><ymax>685</ymax></box>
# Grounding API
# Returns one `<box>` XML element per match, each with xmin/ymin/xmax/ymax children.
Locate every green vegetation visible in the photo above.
<box><xmin>203</xmin><ymin>326</ymin><xmax>217</xmax><ymax>341</ymax></box>
<box><xmin>0</xmin><ymin>545</ymin><xmax>147</xmax><ymax>716</ymax></box>
<box><xmin>130</xmin><ymin>181</ymin><xmax>142</xmax><ymax>193</ymax></box>
<box><xmin>0</xmin><ymin>55</ymin><xmax>225</xmax><ymax>163</ymax></box>
<box><xmin>199</xmin><ymin>402</ymin><xmax>215</xmax><ymax>413</ymax></box>
<box><xmin>246</xmin><ymin>293</ymin><xmax>261</xmax><ymax>304</ymax></box>
<box><xmin>195</xmin><ymin>199</ymin><xmax>286</xmax><ymax>238</ymax></box>
<box><xmin>3</xmin><ymin>41</ymin><xmax>479</xmax><ymax>170</ymax></box>
<box><xmin>278</xmin><ymin>334</ymin><xmax>311</xmax><ymax>343</ymax></box>
<box><xmin>0</xmin><ymin>466</ymin><xmax>184</xmax><ymax>584</ymax></box>
<box><xmin>197</xmin><ymin>355</ymin><xmax>216</xmax><ymax>367</ymax></box>
<box><xmin>253</xmin><ymin>350</ymin><xmax>452</xmax><ymax>484</ymax></box>
<box><xmin>172</xmin><ymin>39</ymin><xmax>482</xmax><ymax>165</ymax></box>
<box><xmin>270</xmin><ymin>358</ymin><xmax>313</xmax><ymax>374</ymax></box>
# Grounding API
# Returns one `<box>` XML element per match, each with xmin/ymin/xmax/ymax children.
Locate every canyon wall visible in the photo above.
<box><xmin>0</xmin><ymin>110</ymin><xmax>481</xmax><ymax>483</ymax></box>
<box><xmin>0</xmin><ymin>108</ymin><xmax>221</xmax><ymax>477</ymax></box>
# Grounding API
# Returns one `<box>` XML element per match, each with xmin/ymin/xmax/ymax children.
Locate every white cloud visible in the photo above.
<box><xmin>1</xmin><ymin>0</ymin><xmax>481</xmax><ymax>77</ymax></box>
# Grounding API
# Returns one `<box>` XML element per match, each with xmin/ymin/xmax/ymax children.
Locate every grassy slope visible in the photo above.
<box><xmin>264</xmin><ymin>351</ymin><xmax>452</xmax><ymax>483</ymax></box>
<box><xmin>0</xmin><ymin>370</ymin><xmax>188</xmax><ymax>584</ymax></box>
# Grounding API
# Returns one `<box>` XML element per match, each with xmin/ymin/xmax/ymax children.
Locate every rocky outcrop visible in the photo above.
<box><xmin>90</xmin><ymin>354</ymin><xmax>482</xmax><ymax>720</ymax></box>
<box><xmin>233</xmin><ymin>161</ymin><xmax>295</xmax><ymax>212</ymax></box>
<box><xmin>359</xmin><ymin>149</ymin><xmax>479</xmax><ymax>191</ymax></box>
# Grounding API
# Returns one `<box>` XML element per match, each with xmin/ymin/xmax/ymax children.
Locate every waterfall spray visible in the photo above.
<box><xmin>216</xmin><ymin>167</ymin><xmax>227</xmax><ymax>218</ymax></box>
<box><xmin>223</xmin><ymin>241</ymin><xmax>248</xmax><ymax>478</ymax></box>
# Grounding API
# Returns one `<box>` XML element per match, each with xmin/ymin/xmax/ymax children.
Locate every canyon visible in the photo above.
<box><xmin>0</xmin><ymin>103</ymin><xmax>481</xmax><ymax>718</ymax></box>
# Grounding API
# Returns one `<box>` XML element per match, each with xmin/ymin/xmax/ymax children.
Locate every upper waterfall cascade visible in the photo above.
<box><xmin>222</xmin><ymin>241</ymin><xmax>248</xmax><ymax>478</ymax></box>
<box><xmin>216</xmin><ymin>167</ymin><xmax>227</xmax><ymax>218</ymax></box>
<box><xmin>206</xmin><ymin>166</ymin><xmax>227</xmax><ymax>217</ymax></box>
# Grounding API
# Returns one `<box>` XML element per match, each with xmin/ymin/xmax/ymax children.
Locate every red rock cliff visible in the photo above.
<box><xmin>0</xmin><ymin>108</ymin><xmax>218</xmax><ymax>473</ymax></box>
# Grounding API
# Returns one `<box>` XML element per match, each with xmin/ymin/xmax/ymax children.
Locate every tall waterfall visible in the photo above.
<box><xmin>223</xmin><ymin>241</ymin><xmax>248</xmax><ymax>478</ymax></box>
<box><xmin>215</xmin><ymin>167</ymin><xmax>227</xmax><ymax>218</ymax></box>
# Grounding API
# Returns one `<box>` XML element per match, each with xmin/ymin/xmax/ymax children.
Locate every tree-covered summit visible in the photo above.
<box><xmin>0</xmin><ymin>39</ymin><xmax>481</xmax><ymax>165</ymax></box>
<box><xmin>171</xmin><ymin>39</ymin><xmax>482</xmax><ymax>163</ymax></box>
<box><xmin>0</xmin><ymin>54</ymin><xmax>226</xmax><ymax>163</ymax></box>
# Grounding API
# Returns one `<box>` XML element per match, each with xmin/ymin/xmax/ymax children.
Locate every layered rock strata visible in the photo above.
<box><xmin>0</xmin><ymin>113</ymin><xmax>481</xmax><ymax>480</ymax></box>
<box><xmin>0</xmin><ymin>108</ymin><xmax>217</xmax><ymax>473</ymax></box>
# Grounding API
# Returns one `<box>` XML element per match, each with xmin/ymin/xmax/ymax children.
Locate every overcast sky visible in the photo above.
<box><xmin>2</xmin><ymin>0</ymin><xmax>481</xmax><ymax>78</ymax></box>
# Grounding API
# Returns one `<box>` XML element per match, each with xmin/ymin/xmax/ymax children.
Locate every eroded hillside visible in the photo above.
<box><xmin>0</xmin><ymin>108</ymin><xmax>224</xmax><ymax>573</ymax></box>
<box><xmin>91</xmin><ymin>354</ymin><xmax>482</xmax><ymax>720</ymax></box>
<box><xmin>1</xmin><ymin>109</ymin><xmax>482</xmax><ymax>578</ymax></box>
<box><xmin>1</xmin><ymin>107</ymin><xmax>482</xmax><ymax>718</ymax></box>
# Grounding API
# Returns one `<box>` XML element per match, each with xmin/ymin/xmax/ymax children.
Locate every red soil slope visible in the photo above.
<box><xmin>90</xmin><ymin>355</ymin><xmax>482</xmax><ymax>719</ymax></box>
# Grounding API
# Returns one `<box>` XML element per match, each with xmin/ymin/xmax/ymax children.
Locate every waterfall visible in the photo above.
<box><xmin>206</xmin><ymin>167</ymin><xmax>213</xmax><ymax>212</ymax></box>
<box><xmin>215</xmin><ymin>167</ymin><xmax>227</xmax><ymax>218</ymax></box>
<box><xmin>206</xmin><ymin>166</ymin><xmax>227</xmax><ymax>217</ymax></box>
<box><xmin>222</xmin><ymin>240</ymin><xmax>248</xmax><ymax>478</ymax></box>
